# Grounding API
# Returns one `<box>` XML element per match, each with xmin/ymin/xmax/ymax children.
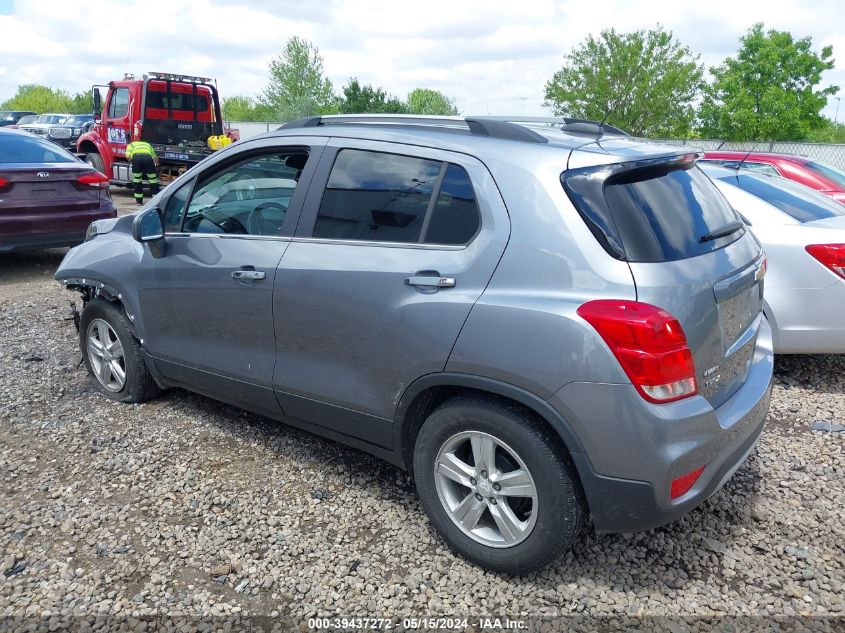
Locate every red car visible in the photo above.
<box><xmin>0</xmin><ymin>128</ymin><xmax>116</xmax><ymax>252</ymax></box>
<box><xmin>701</xmin><ymin>151</ymin><xmax>845</xmax><ymax>204</ymax></box>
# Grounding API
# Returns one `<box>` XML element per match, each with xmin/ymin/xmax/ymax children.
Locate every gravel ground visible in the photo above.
<box><xmin>1</xmin><ymin>189</ymin><xmax>843</xmax><ymax>629</ymax></box>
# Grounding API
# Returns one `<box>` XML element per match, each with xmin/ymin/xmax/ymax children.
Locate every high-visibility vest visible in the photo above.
<box><xmin>126</xmin><ymin>141</ymin><xmax>156</xmax><ymax>159</ymax></box>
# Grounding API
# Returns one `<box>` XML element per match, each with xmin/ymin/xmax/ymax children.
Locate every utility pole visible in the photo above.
<box><xmin>836</xmin><ymin>96</ymin><xmax>841</xmax><ymax>124</ymax></box>
<box><xmin>519</xmin><ymin>97</ymin><xmax>527</xmax><ymax>115</ymax></box>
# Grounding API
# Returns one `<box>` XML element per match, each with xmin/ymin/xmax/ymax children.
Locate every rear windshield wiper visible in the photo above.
<box><xmin>699</xmin><ymin>220</ymin><xmax>744</xmax><ymax>243</ymax></box>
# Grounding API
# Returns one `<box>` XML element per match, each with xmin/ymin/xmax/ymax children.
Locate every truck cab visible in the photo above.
<box><xmin>77</xmin><ymin>72</ymin><xmax>234</xmax><ymax>186</ymax></box>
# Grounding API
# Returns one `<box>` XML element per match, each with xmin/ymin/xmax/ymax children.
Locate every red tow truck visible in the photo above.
<box><xmin>76</xmin><ymin>72</ymin><xmax>238</xmax><ymax>185</ymax></box>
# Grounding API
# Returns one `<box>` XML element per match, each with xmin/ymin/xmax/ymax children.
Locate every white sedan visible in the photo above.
<box><xmin>702</xmin><ymin>164</ymin><xmax>845</xmax><ymax>354</ymax></box>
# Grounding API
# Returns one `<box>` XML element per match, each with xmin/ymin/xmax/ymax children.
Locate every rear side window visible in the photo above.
<box><xmin>0</xmin><ymin>133</ymin><xmax>77</xmax><ymax>163</ymax></box>
<box><xmin>737</xmin><ymin>173</ymin><xmax>845</xmax><ymax>223</ymax></box>
<box><xmin>314</xmin><ymin>149</ymin><xmax>480</xmax><ymax>245</ymax></box>
<box><xmin>563</xmin><ymin>160</ymin><xmax>743</xmax><ymax>262</ymax></box>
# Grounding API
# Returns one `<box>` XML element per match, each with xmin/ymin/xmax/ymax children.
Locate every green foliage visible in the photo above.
<box><xmin>699</xmin><ymin>23</ymin><xmax>837</xmax><ymax>141</ymax></box>
<box><xmin>221</xmin><ymin>95</ymin><xmax>275</xmax><ymax>121</ymax></box>
<box><xmin>1</xmin><ymin>84</ymin><xmax>91</xmax><ymax>114</ymax></box>
<box><xmin>806</xmin><ymin>117</ymin><xmax>845</xmax><ymax>143</ymax></box>
<box><xmin>543</xmin><ymin>26</ymin><xmax>704</xmax><ymax>137</ymax></box>
<box><xmin>338</xmin><ymin>78</ymin><xmax>408</xmax><ymax>114</ymax></box>
<box><xmin>407</xmin><ymin>88</ymin><xmax>458</xmax><ymax>115</ymax></box>
<box><xmin>260</xmin><ymin>36</ymin><xmax>334</xmax><ymax>121</ymax></box>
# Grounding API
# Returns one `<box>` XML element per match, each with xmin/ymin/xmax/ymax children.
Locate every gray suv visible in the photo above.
<box><xmin>55</xmin><ymin>115</ymin><xmax>773</xmax><ymax>574</ymax></box>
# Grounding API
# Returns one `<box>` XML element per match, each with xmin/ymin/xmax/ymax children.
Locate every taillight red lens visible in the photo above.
<box><xmin>0</xmin><ymin>177</ymin><xmax>10</xmax><ymax>193</ymax></box>
<box><xmin>75</xmin><ymin>171</ymin><xmax>110</xmax><ymax>189</ymax></box>
<box><xmin>806</xmin><ymin>244</ymin><xmax>845</xmax><ymax>280</ymax></box>
<box><xmin>577</xmin><ymin>300</ymin><xmax>698</xmax><ymax>403</ymax></box>
<box><xmin>670</xmin><ymin>466</ymin><xmax>705</xmax><ymax>499</ymax></box>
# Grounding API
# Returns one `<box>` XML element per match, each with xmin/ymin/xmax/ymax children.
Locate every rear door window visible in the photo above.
<box><xmin>736</xmin><ymin>173</ymin><xmax>845</xmax><ymax>223</ymax></box>
<box><xmin>563</xmin><ymin>160</ymin><xmax>743</xmax><ymax>262</ymax></box>
<box><xmin>313</xmin><ymin>149</ymin><xmax>480</xmax><ymax>245</ymax></box>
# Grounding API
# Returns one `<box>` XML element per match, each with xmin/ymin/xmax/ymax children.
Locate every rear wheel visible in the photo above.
<box><xmin>413</xmin><ymin>395</ymin><xmax>584</xmax><ymax>574</ymax></box>
<box><xmin>79</xmin><ymin>299</ymin><xmax>159</xmax><ymax>403</ymax></box>
<box><xmin>85</xmin><ymin>152</ymin><xmax>105</xmax><ymax>175</ymax></box>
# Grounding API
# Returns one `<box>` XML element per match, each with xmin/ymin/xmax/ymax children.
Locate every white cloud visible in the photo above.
<box><xmin>0</xmin><ymin>0</ymin><xmax>842</xmax><ymax>121</ymax></box>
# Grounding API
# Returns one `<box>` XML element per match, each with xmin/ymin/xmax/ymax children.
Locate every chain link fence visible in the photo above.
<box><xmin>653</xmin><ymin>138</ymin><xmax>845</xmax><ymax>171</ymax></box>
<box><xmin>227</xmin><ymin>121</ymin><xmax>845</xmax><ymax>172</ymax></box>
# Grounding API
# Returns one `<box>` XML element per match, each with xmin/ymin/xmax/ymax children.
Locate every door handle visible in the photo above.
<box><xmin>231</xmin><ymin>270</ymin><xmax>265</xmax><ymax>281</ymax></box>
<box><xmin>404</xmin><ymin>275</ymin><xmax>456</xmax><ymax>288</ymax></box>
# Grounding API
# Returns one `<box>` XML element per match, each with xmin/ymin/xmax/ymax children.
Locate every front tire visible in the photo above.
<box><xmin>79</xmin><ymin>299</ymin><xmax>159</xmax><ymax>403</ymax></box>
<box><xmin>85</xmin><ymin>152</ymin><xmax>105</xmax><ymax>175</ymax></box>
<box><xmin>413</xmin><ymin>395</ymin><xmax>584</xmax><ymax>574</ymax></box>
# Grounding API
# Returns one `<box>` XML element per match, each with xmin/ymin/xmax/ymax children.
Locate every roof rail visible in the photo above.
<box><xmin>473</xmin><ymin>116</ymin><xmax>629</xmax><ymax>137</ymax></box>
<box><xmin>279</xmin><ymin>114</ymin><xmax>549</xmax><ymax>144</ymax></box>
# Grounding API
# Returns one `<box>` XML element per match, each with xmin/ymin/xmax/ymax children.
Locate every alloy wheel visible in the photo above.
<box><xmin>86</xmin><ymin>318</ymin><xmax>126</xmax><ymax>392</ymax></box>
<box><xmin>434</xmin><ymin>431</ymin><xmax>538</xmax><ymax>548</ymax></box>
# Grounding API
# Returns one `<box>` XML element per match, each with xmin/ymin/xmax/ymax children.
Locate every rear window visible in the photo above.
<box><xmin>804</xmin><ymin>161</ymin><xmax>845</xmax><ymax>189</ymax></box>
<box><xmin>0</xmin><ymin>133</ymin><xmax>78</xmax><ymax>163</ymax></box>
<box><xmin>737</xmin><ymin>173</ymin><xmax>845</xmax><ymax>223</ymax></box>
<box><xmin>146</xmin><ymin>91</ymin><xmax>210</xmax><ymax>113</ymax></box>
<box><xmin>563</xmin><ymin>160</ymin><xmax>743</xmax><ymax>262</ymax></box>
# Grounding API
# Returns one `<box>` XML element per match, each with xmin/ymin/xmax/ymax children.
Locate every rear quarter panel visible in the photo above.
<box><xmin>445</xmin><ymin>145</ymin><xmax>635</xmax><ymax>399</ymax></box>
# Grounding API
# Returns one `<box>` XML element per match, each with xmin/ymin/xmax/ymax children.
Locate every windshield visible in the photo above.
<box><xmin>0</xmin><ymin>132</ymin><xmax>78</xmax><ymax>163</ymax></box>
<box><xmin>0</xmin><ymin>111</ymin><xmax>13</xmax><ymax>121</ymax></box>
<box><xmin>16</xmin><ymin>115</ymin><xmax>37</xmax><ymax>125</ymax></box>
<box><xmin>805</xmin><ymin>161</ymin><xmax>845</xmax><ymax>189</ymax></box>
<box><xmin>736</xmin><ymin>173</ymin><xmax>845</xmax><ymax>223</ymax></box>
<box><xmin>35</xmin><ymin>114</ymin><xmax>68</xmax><ymax>124</ymax></box>
<box><xmin>65</xmin><ymin>115</ymin><xmax>91</xmax><ymax>125</ymax></box>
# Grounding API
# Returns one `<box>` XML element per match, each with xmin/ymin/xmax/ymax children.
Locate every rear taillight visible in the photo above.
<box><xmin>73</xmin><ymin>171</ymin><xmax>109</xmax><ymax>190</ymax></box>
<box><xmin>577</xmin><ymin>300</ymin><xmax>698</xmax><ymax>403</ymax></box>
<box><xmin>806</xmin><ymin>244</ymin><xmax>845</xmax><ymax>280</ymax></box>
<box><xmin>0</xmin><ymin>177</ymin><xmax>11</xmax><ymax>193</ymax></box>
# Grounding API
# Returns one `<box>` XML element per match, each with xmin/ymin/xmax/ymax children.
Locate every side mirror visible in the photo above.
<box><xmin>133</xmin><ymin>208</ymin><xmax>166</xmax><ymax>257</ymax></box>
<box><xmin>93</xmin><ymin>88</ymin><xmax>102</xmax><ymax>119</ymax></box>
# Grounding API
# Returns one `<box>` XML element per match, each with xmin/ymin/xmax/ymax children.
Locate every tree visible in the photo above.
<box><xmin>407</xmin><ymin>88</ymin><xmax>458</xmax><ymax>115</ymax></box>
<box><xmin>806</xmin><ymin>117</ymin><xmax>845</xmax><ymax>143</ymax></box>
<box><xmin>338</xmin><ymin>78</ymin><xmax>408</xmax><ymax>114</ymax></box>
<box><xmin>543</xmin><ymin>26</ymin><xmax>704</xmax><ymax>137</ymax></box>
<box><xmin>222</xmin><ymin>95</ymin><xmax>275</xmax><ymax>121</ymax></box>
<box><xmin>699</xmin><ymin>24</ymin><xmax>837</xmax><ymax>141</ymax></box>
<box><xmin>260</xmin><ymin>36</ymin><xmax>334</xmax><ymax>121</ymax></box>
<box><xmin>1</xmin><ymin>84</ymin><xmax>90</xmax><ymax>114</ymax></box>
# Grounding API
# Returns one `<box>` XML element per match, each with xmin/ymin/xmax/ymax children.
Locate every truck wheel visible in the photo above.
<box><xmin>85</xmin><ymin>152</ymin><xmax>105</xmax><ymax>175</ymax></box>
<box><xmin>413</xmin><ymin>395</ymin><xmax>584</xmax><ymax>574</ymax></box>
<box><xmin>79</xmin><ymin>298</ymin><xmax>160</xmax><ymax>403</ymax></box>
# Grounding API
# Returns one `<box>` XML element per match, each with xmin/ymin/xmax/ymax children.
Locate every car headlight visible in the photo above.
<box><xmin>73</xmin><ymin>128</ymin><xmax>82</xmax><ymax>136</ymax></box>
<box><xmin>85</xmin><ymin>222</ymin><xmax>99</xmax><ymax>242</ymax></box>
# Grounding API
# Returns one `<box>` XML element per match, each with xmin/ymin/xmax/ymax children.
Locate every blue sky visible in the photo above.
<box><xmin>0</xmin><ymin>0</ymin><xmax>843</xmax><ymax>122</ymax></box>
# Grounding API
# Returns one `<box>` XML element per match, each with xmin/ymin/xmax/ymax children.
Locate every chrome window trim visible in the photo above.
<box><xmin>162</xmin><ymin>232</ymin><xmax>466</xmax><ymax>251</ymax></box>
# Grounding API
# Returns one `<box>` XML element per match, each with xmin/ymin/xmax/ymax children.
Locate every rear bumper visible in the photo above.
<box><xmin>0</xmin><ymin>205</ymin><xmax>116</xmax><ymax>253</ymax></box>
<box><xmin>766</xmin><ymin>285</ymin><xmax>845</xmax><ymax>354</ymax></box>
<box><xmin>550</xmin><ymin>318</ymin><xmax>774</xmax><ymax>533</ymax></box>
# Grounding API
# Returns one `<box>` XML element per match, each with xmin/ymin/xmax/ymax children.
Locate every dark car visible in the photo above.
<box><xmin>0</xmin><ymin>110</ymin><xmax>37</xmax><ymax>128</ymax></box>
<box><xmin>702</xmin><ymin>151</ymin><xmax>845</xmax><ymax>204</ymax></box>
<box><xmin>45</xmin><ymin>114</ymin><xmax>95</xmax><ymax>150</ymax></box>
<box><xmin>0</xmin><ymin>128</ymin><xmax>116</xmax><ymax>252</ymax></box>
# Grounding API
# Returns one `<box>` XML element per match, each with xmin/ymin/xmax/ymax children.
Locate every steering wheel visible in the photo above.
<box><xmin>247</xmin><ymin>201</ymin><xmax>288</xmax><ymax>235</ymax></box>
<box><xmin>233</xmin><ymin>174</ymin><xmax>256</xmax><ymax>201</ymax></box>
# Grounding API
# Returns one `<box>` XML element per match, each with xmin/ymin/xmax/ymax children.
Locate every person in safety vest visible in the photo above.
<box><xmin>125</xmin><ymin>135</ymin><xmax>160</xmax><ymax>205</ymax></box>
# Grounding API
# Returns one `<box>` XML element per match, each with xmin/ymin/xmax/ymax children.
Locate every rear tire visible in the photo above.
<box><xmin>85</xmin><ymin>152</ymin><xmax>105</xmax><ymax>175</ymax></box>
<box><xmin>413</xmin><ymin>395</ymin><xmax>584</xmax><ymax>574</ymax></box>
<box><xmin>79</xmin><ymin>299</ymin><xmax>160</xmax><ymax>403</ymax></box>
